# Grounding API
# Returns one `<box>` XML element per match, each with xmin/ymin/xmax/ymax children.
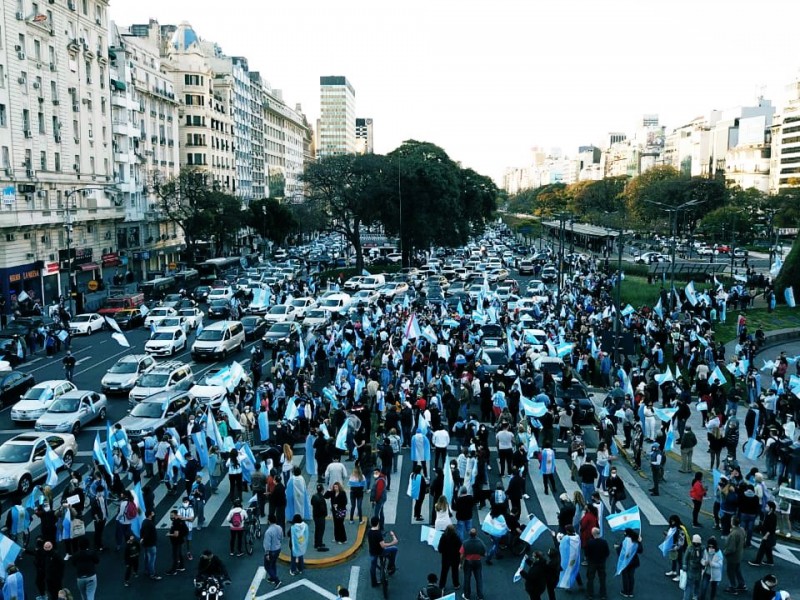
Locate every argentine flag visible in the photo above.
<box><xmin>521</xmin><ymin>396</ymin><xmax>548</xmax><ymax>418</ymax></box>
<box><xmin>708</xmin><ymin>366</ymin><xmax>727</xmax><ymax>386</ymax></box>
<box><xmin>0</xmin><ymin>532</ymin><xmax>22</xmax><ymax>578</ymax></box>
<box><xmin>557</xmin><ymin>534</ymin><xmax>581</xmax><ymax>589</ymax></box>
<box><xmin>658</xmin><ymin>527</ymin><xmax>676</xmax><ymax>557</ymax></box>
<box><xmin>605</xmin><ymin>506</ymin><xmax>641</xmax><ymax>531</ymax></box>
<box><xmin>335</xmin><ymin>423</ymin><xmax>348</xmax><ymax>452</ymax></box>
<box><xmin>44</xmin><ymin>447</ymin><xmax>64</xmax><ymax>487</ymax></box>
<box><xmin>616</xmin><ymin>537</ymin><xmax>639</xmax><ymax>575</ymax></box>
<box><xmin>519</xmin><ymin>515</ymin><xmax>550</xmax><ymax>545</ymax></box>
<box><xmin>481</xmin><ymin>513</ymin><xmax>509</xmax><ymax>538</ymax></box>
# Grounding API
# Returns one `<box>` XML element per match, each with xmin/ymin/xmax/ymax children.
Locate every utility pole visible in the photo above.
<box><xmin>614</xmin><ymin>227</ymin><xmax>624</xmax><ymax>366</ymax></box>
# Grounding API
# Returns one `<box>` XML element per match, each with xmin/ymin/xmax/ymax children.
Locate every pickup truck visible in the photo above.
<box><xmin>98</xmin><ymin>293</ymin><xmax>145</xmax><ymax>316</ymax></box>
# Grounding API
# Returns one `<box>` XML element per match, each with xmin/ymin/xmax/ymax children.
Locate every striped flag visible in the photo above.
<box><xmin>605</xmin><ymin>506</ymin><xmax>641</xmax><ymax>531</ymax></box>
<box><xmin>557</xmin><ymin>534</ymin><xmax>581</xmax><ymax>589</ymax></box>
<box><xmin>659</xmin><ymin>527</ymin><xmax>676</xmax><ymax>557</ymax></box>
<box><xmin>0</xmin><ymin>531</ymin><xmax>22</xmax><ymax>577</ymax></box>
<box><xmin>481</xmin><ymin>514</ymin><xmax>509</xmax><ymax>537</ymax></box>
<box><xmin>519</xmin><ymin>515</ymin><xmax>550</xmax><ymax>545</ymax></box>
<box><xmin>616</xmin><ymin>537</ymin><xmax>639</xmax><ymax>575</ymax></box>
<box><xmin>44</xmin><ymin>447</ymin><xmax>64</xmax><ymax>487</ymax></box>
<box><xmin>93</xmin><ymin>433</ymin><xmax>112</xmax><ymax>476</ymax></box>
<box><xmin>513</xmin><ymin>554</ymin><xmax>527</xmax><ymax>583</ymax></box>
<box><xmin>404</xmin><ymin>313</ymin><xmax>421</xmax><ymax>340</ymax></box>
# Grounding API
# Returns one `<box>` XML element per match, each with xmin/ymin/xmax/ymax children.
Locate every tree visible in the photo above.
<box><xmin>775</xmin><ymin>235</ymin><xmax>800</xmax><ymax>302</ymax></box>
<box><xmin>249</xmin><ymin>198</ymin><xmax>297</xmax><ymax>244</ymax></box>
<box><xmin>152</xmin><ymin>168</ymin><xmax>246</xmax><ymax>262</ymax></box>
<box><xmin>697</xmin><ymin>206</ymin><xmax>756</xmax><ymax>244</ymax></box>
<box><xmin>568</xmin><ymin>177</ymin><xmax>627</xmax><ymax>220</ymax></box>
<box><xmin>302</xmin><ymin>154</ymin><xmax>389</xmax><ymax>272</ymax></box>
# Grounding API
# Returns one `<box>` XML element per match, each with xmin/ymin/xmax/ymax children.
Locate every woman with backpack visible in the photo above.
<box><xmin>225</xmin><ymin>499</ymin><xmax>247</xmax><ymax>557</ymax></box>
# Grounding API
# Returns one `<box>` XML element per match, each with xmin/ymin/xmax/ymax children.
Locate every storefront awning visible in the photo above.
<box><xmin>79</xmin><ymin>262</ymin><xmax>100</xmax><ymax>272</ymax></box>
<box><xmin>111</xmin><ymin>79</ymin><xmax>126</xmax><ymax>91</ymax></box>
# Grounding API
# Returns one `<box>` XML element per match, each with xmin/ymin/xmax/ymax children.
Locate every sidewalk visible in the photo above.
<box><xmin>277</xmin><ymin>518</ymin><xmax>366</xmax><ymax>568</ymax></box>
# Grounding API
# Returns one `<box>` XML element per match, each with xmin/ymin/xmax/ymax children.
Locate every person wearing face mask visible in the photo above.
<box><xmin>165</xmin><ymin>509</ymin><xmax>188</xmax><ymax>575</ymax></box>
<box><xmin>177</xmin><ymin>496</ymin><xmax>196</xmax><ymax>561</ymax></box>
<box><xmin>89</xmin><ymin>485</ymin><xmax>108</xmax><ymax>552</ymax></box>
<box><xmin>682</xmin><ymin>534</ymin><xmax>704</xmax><ymax>600</ymax></box>
<box><xmin>190</xmin><ymin>475</ymin><xmax>207</xmax><ymax>530</ymax></box>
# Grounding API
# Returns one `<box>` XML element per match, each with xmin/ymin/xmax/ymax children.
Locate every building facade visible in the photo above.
<box><xmin>355</xmin><ymin>117</ymin><xmax>373</xmax><ymax>154</ymax></box>
<box><xmin>0</xmin><ymin>0</ymin><xmax>124</xmax><ymax>306</ymax></box>
<box><xmin>317</xmin><ymin>75</ymin><xmax>355</xmax><ymax>157</ymax></box>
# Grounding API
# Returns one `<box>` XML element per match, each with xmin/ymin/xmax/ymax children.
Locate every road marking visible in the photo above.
<box><xmin>614</xmin><ymin>461</ymin><xmax>668</xmax><ymax>526</ymax></box>
<box><xmin>383</xmin><ymin>456</ymin><xmax>402</xmax><ymax>525</ymax></box>
<box><xmin>74</xmin><ymin>356</ymin><xmax>93</xmax><ymax>366</ymax></box>
<box><xmin>156</xmin><ymin>470</ymin><xmax>213</xmax><ymax>530</ymax></box>
<box><xmin>255</xmin><ymin>577</ymin><xmax>337</xmax><ymax>600</ymax></box>
<box><xmin>348</xmin><ymin>565</ymin><xmax>360</xmax><ymax>600</ymax></box>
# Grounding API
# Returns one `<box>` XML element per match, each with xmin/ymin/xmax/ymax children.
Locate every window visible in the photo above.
<box><xmin>52</xmin><ymin>116</ymin><xmax>59</xmax><ymax>139</ymax></box>
<box><xmin>74</xmin><ymin>155</ymin><xmax>80</xmax><ymax>171</ymax></box>
<box><xmin>54</xmin><ymin>152</ymin><xmax>60</xmax><ymax>171</ymax></box>
<box><xmin>85</xmin><ymin>61</ymin><xmax>92</xmax><ymax>84</ymax></box>
<box><xmin>1</xmin><ymin>147</ymin><xmax>9</xmax><ymax>168</ymax></box>
<box><xmin>82</xmin><ymin>0</ymin><xmax>88</xmax><ymax>15</ymax></box>
<box><xmin>22</xmin><ymin>109</ymin><xmax>30</xmax><ymax>131</ymax></box>
<box><xmin>0</xmin><ymin>65</ymin><xmax>4</xmax><ymax>88</ymax></box>
<box><xmin>35</xmin><ymin>76</ymin><xmax>42</xmax><ymax>94</ymax></box>
<box><xmin>0</xmin><ymin>105</ymin><xmax>6</xmax><ymax>127</ymax></box>
<box><xmin>38</xmin><ymin>112</ymin><xmax>45</xmax><ymax>134</ymax></box>
<box><xmin>72</xmin><ymin>119</ymin><xmax>78</xmax><ymax>139</ymax></box>
<box><xmin>40</xmin><ymin>151</ymin><xmax>46</xmax><ymax>171</ymax></box>
<box><xmin>33</xmin><ymin>40</ymin><xmax>41</xmax><ymax>61</ymax></box>
<box><xmin>89</xmin><ymin>157</ymin><xmax>95</xmax><ymax>173</ymax></box>
<box><xmin>48</xmin><ymin>45</ymin><xmax>55</xmax><ymax>67</ymax></box>
<box><xmin>50</xmin><ymin>80</ymin><xmax>57</xmax><ymax>102</ymax></box>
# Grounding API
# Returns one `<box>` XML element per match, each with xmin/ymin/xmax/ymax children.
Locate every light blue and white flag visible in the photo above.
<box><xmin>654</xmin><ymin>367</ymin><xmax>674</xmax><ymax>385</ymax></box>
<box><xmin>527</xmin><ymin>435</ymin><xmax>540</xmax><ymax>459</ymax></box>
<box><xmin>420</xmin><ymin>525</ymin><xmax>443</xmax><ymax>548</ymax></box>
<box><xmin>519</xmin><ymin>515</ymin><xmax>550</xmax><ymax>545</ymax></box>
<box><xmin>443</xmin><ymin>461</ymin><xmax>454</xmax><ymax>504</ymax></box>
<box><xmin>219</xmin><ymin>398</ymin><xmax>243</xmax><ymax>430</ymax></box>
<box><xmin>513</xmin><ymin>553</ymin><xmax>527</xmax><ymax>583</ymax></box>
<box><xmin>0</xmin><ymin>532</ymin><xmax>22</xmax><ymax>578</ymax></box>
<box><xmin>93</xmin><ymin>433</ymin><xmax>112</xmax><ymax>475</ymax></box>
<box><xmin>665</xmin><ymin>421</ymin><xmax>676</xmax><ymax>453</ymax></box>
<box><xmin>44</xmin><ymin>447</ymin><xmax>64</xmax><ymax>487</ymax></box>
<box><xmin>708</xmin><ymin>366</ymin><xmax>727</xmax><ymax>386</ymax></box>
<box><xmin>654</xmin><ymin>407</ymin><xmax>677</xmax><ymax>422</ymax></box>
<box><xmin>258</xmin><ymin>410</ymin><xmax>270</xmax><ymax>442</ymax></box>
<box><xmin>521</xmin><ymin>396</ymin><xmax>548</xmax><ymax>418</ymax></box>
<box><xmin>621</xmin><ymin>304</ymin><xmax>635</xmax><ymax>317</ymax></box>
<box><xmin>605</xmin><ymin>506</ymin><xmax>641</xmax><ymax>531</ymax></box>
<box><xmin>685</xmin><ymin>281</ymin><xmax>698</xmax><ymax>307</ymax></box>
<box><xmin>335</xmin><ymin>423</ymin><xmax>348</xmax><ymax>452</ymax></box>
<box><xmin>481</xmin><ymin>513</ymin><xmax>509</xmax><ymax>537</ymax></box>
<box><xmin>205</xmin><ymin>409</ymin><xmax>225</xmax><ymax>448</ymax></box>
<box><xmin>658</xmin><ymin>527</ymin><xmax>676</xmax><ymax>557</ymax></box>
<box><xmin>616</xmin><ymin>537</ymin><xmax>639</xmax><ymax>576</ymax></box>
<box><xmin>557</xmin><ymin>534</ymin><xmax>581</xmax><ymax>589</ymax></box>
<box><xmin>786</xmin><ymin>287</ymin><xmax>796</xmax><ymax>308</ymax></box>
<box><xmin>653</xmin><ymin>298</ymin><xmax>663</xmax><ymax>319</ymax></box>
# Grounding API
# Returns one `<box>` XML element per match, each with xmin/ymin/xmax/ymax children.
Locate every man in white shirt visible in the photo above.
<box><xmin>324</xmin><ymin>456</ymin><xmax>348</xmax><ymax>492</ymax></box>
<box><xmin>431</xmin><ymin>426</ymin><xmax>450</xmax><ymax>471</ymax></box>
<box><xmin>495</xmin><ymin>423</ymin><xmax>516</xmax><ymax>477</ymax></box>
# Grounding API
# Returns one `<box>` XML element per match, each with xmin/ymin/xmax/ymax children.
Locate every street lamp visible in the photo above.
<box><xmin>554</xmin><ymin>211</ymin><xmax>572</xmax><ymax>310</ymax></box>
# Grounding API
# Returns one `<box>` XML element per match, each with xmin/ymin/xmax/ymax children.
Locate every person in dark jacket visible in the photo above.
<box><xmin>41</xmin><ymin>540</ymin><xmax>65</xmax><ymax>599</ymax></box>
<box><xmin>437</xmin><ymin>524</ymin><xmax>461</xmax><ymax>590</ymax></box>
<box><xmin>521</xmin><ymin>550</ymin><xmax>548</xmax><ymax>600</ymax></box>
<box><xmin>557</xmin><ymin>494</ymin><xmax>576</xmax><ymax>534</ymax></box>
<box><xmin>585</xmin><ymin>527</ymin><xmax>610</xmax><ymax>600</ymax></box>
<box><xmin>310</xmin><ymin>484</ymin><xmax>329</xmax><ymax>551</ymax></box>
<box><xmin>506</xmin><ymin>467</ymin><xmax>526</xmax><ymax>515</ymax></box>
<box><xmin>749</xmin><ymin>501</ymin><xmax>777</xmax><ymax>566</ymax></box>
<box><xmin>616</xmin><ymin>528</ymin><xmax>643</xmax><ymax>598</ymax></box>
<box><xmin>544</xmin><ymin>544</ymin><xmax>561</xmax><ymax>600</ymax></box>
<box><xmin>751</xmin><ymin>574</ymin><xmax>778</xmax><ymax>600</ymax></box>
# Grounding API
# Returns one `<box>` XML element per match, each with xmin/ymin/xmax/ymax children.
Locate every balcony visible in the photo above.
<box><xmin>113</xmin><ymin>152</ymin><xmax>131</xmax><ymax>163</ymax></box>
<box><xmin>110</xmin><ymin>92</ymin><xmax>131</xmax><ymax>109</ymax></box>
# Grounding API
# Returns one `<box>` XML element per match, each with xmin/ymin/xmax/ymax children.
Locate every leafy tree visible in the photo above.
<box><xmin>697</xmin><ymin>205</ymin><xmax>756</xmax><ymax>243</ymax></box>
<box><xmin>775</xmin><ymin>234</ymin><xmax>800</xmax><ymax>301</ymax></box>
<box><xmin>249</xmin><ymin>198</ymin><xmax>297</xmax><ymax>244</ymax></box>
<box><xmin>302</xmin><ymin>153</ymin><xmax>389</xmax><ymax>272</ymax></box>
<box><xmin>568</xmin><ymin>177</ymin><xmax>627</xmax><ymax>220</ymax></box>
<box><xmin>623</xmin><ymin>165</ymin><xmax>685</xmax><ymax>225</ymax></box>
<box><xmin>769</xmin><ymin>188</ymin><xmax>800</xmax><ymax>228</ymax></box>
<box><xmin>458</xmin><ymin>168</ymin><xmax>498</xmax><ymax>237</ymax></box>
<box><xmin>152</xmin><ymin>168</ymin><xmax>245</xmax><ymax>262</ymax></box>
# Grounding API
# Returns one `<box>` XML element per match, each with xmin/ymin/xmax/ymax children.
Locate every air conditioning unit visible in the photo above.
<box><xmin>38</xmin><ymin>190</ymin><xmax>47</xmax><ymax>197</ymax></box>
<box><xmin>105</xmin><ymin>231</ymin><xmax>111</xmax><ymax>240</ymax></box>
<box><xmin>49</xmin><ymin>62</ymin><xmax>56</xmax><ymax>71</ymax></box>
<box><xmin>23</xmin><ymin>130</ymin><xmax>32</xmax><ymax>138</ymax></box>
<box><xmin>14</xmin><ymin>45</ymin><xmax>22</xmax><ymax>52</ymax></box>
<box><xmin>95</xmin><ymin>18</ymin><xmax>101</xmax><ymax>26</ymax></box>
<box><xmin>81</xmin><ymin>98</ymin><xmax>89</xmax><ymax>104</ymax></box>
<box><xmin>26</xmin><ymin>253</ymin><xmax>35</xmax><ymax>259</ymax></box>
<box><xmin>15</xmin><ymin>12</ymin><xmax>24</xmax><ymax>20</ymax></box>
<box><xmin>32</xmin><ymin>82</ymin><xmax>40</xmax><ymax>89</ymax></box>
<box><xmin>17</xmin><ymin>52</ymin><xmax>25</xmax><ymax>60</ymax></box>
<box><xmin>17</xmin><ymin>76</ymin><xmax>26</xmax><ymax>85</ymax></box>
<box><xmin>72</xmin><ymin>103</ymin><xmax>79</xmax><ymax>112</ymax></box>
<box><xmin>26</xmin><ymin>169</ymin><xmax>35</xmax><ymax>178</ymax></box>
<box><xmin>52</xmin><ymin>99</ymin><xmax>59</xmax><ymax>106</ymax></box>
<box><xmin>54</xmin><ymin>135</ymin><xmax>61</xmax><ymax>143</ymax></box>
<box><xmin>3</xmin><ymin>168</ymin><xmax>11</xmax><ymax>176</ymax></box>
<box><xmin>73</xmin><ymin>163</ymin><xmax>80</xmax><ymax>172</ymax></box>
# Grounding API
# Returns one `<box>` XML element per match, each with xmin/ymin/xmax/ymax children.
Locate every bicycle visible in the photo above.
<box><xmin>243</xmin><ymin>508</ymin><xmax>261</xmax><ymax>555</ymax></box>
<box><xmin>375</xmin><ymin>553</ymin><xmax>390</xmax><ymax>599</ymax></box>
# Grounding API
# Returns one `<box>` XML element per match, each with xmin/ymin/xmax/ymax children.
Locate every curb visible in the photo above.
<box><xmin>278</xmin><ymin>520</ymin><xmax>367</xmax><ymax>568</ymax></box>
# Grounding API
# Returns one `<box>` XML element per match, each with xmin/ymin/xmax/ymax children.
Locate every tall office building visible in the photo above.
<box><xmin>355</xmin><ymin>117</ymin><xmax>373</xmax><ymax>154</ymax></box>
<box><xmin>317</xmin><ymin>76</ymin><xmax>356</xmax><ymax>157</ymax></box>
<box><xmin>0</xmin><ymin>0</ymin><xmax>122</xmax><ymax>304</ymax></box>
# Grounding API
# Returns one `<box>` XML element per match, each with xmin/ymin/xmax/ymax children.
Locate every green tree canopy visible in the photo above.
<box><xmin>249</xmin><ymin>198</ymin><xmax>297</xmax><ymax>244</ymax></box>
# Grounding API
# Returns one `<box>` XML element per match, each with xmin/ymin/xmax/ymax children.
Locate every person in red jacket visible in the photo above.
<box><xmin>580</xmin><ymin>505</ymin><xmax>600</xmax><ymax>551</ymax></box>
<box><xmin>689</xmin><ymin>471</ymin><xmax>707</xmax><ymax>528</ymax></box>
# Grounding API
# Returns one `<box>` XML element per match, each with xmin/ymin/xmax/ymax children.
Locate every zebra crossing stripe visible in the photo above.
<box><xmin>382</xmin><ymin>456</ymin><xmax>402</xmax><ymax>526</ymax></box>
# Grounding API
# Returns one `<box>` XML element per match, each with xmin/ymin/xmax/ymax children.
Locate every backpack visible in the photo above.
<box><xmin>230</xmin><ymin>510</ymin><xmax>243</xmax><ymax>529</ymax></box>
<box><xmin>124</xmin><ymin>500</ymin><xmax>139</xmax><ymax>520</ymax></box>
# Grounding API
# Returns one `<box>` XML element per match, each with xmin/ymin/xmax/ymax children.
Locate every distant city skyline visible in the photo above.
<box><xmin>110</xmin><ymin>0</ymin><xmax>800</xmax><ymax>183</ymax></box>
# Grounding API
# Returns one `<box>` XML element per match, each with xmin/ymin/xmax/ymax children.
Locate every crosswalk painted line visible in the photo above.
<box><xmin>382</xmin><ymin>456</ymin><xmax>402</xmax><ymax>525</ymax></box>
<box><xmin>528</xmin><ymin>461</ymin><xmax>560</xmax><ymax>525</ymax></box>
<box><xmin>613</xmin><ymin>461</ymin><xmax>668</xmax><ymax>526</ymax></box>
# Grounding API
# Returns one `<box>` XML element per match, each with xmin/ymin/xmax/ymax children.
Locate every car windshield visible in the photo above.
<box><xmin>72</xmin><ymin>315</ymin><xmax>92</xmax><ymax>322</ymax></box>
<box><xmin>150</xmin><ymin>332</ymin><xmax>174</xmax><ymax>341</ymax></box>
<box><xmin>178</xmin><ymin>310</ymin><xmax>194</xmax><ymax>317</ymax></box>
<box><xmin>210</xmin><ymin>300</ymin><xmax>227</xmax><ymax>308</ymax></box>
<box><xmin>151</xmin><ymin>309</ymin><xmax>170</xmax><ymax>316</ymax></box>
<box><xmin>306</xmin><ymin>310</ymin><xmax>325</xmax><ymax>319</ymax></box>
<box><xmin>0</xmin><ymin>444</ymin><xmax>31</xmax><ymax>463</ymax></box>
<box><xmin>48</xmin><ymin>397</ymin><xmax>81</xmax><ymax>413</ymax></box>
<box><xmin>241</xmin><ymin>317</ymin><xmax>260</xmax><ymax>327</ymax></box>
<box><xmin>290</xmin><ymin>299</ymin><xmax>307</xmax><ymax>307</ymax></box>
<box><xmin>113</xmin><ymin>312</ymin><xmax>133</xmax><ymax>321</ymax></box>
<box><xmin>130</xmin><ymin>403</ymin><xmax>164</xmax><ymax>418</ymax></box>
<box><xmin>160</xmin><ymin>319</ymin><xmax>181</xmax><ymax>327</ymax></box>
<box><xmin>269</xmin><ymin>323</ymin><xmax>291</xmax><ymax>335</ymax></box>
<box><xmin>22</xmin><ymin>386</ymin><xmax>53</xmax><ymax>401</ymax></box>
<box><xmin>198</xmin><ymin>327</ymin><xmax>225</xmax><ymax>340</ymax></box>
<box><xmin>137</xmin><ymin>374</ymin><xmax>169</xmax><ymax>387</ymax></box>
<box><xmin>269</xmin><ymin>306</ymin><xmax>286</xmax><ymax>314</ymax></box>
<box><xmin>321</xmin><ymin>299</ymin><xmax>340</xmax><ymax>308</ymax></box>
<box><xmin>109</xmin><ymin>361</ymin><xmax>138</xmax><ymax>374</ymax></box>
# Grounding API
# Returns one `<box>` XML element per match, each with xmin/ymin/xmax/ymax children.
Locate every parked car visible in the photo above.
<box><xmin>69</xmin><ymin>313</ymin><xmax>105</xmax><ymax>336</ymax></box>
<box><xmin>0</xmin><ymin>432</ymin><xmax>77</xmax><ymax>494</ymax></box>
<box><xmin>240</xmin><ymin>316</ymin><xmax>268</xmax><ymax>341</ymax></box>
<box><xmin>11</xmin><ymin>380</ymin><xmax>77</xmax><ymax>423</ymax></box>
<box><xmin>264</xmin><ymin>304</ymin><xmax>296</xmax><ymax>324</ymax></box>
<box><xmin>0</xmin><ymin>371</ymin><xmax>35</xmax><ymax>406</ymax></box>
<box><xmin>34</xmin><ymin>390</ymin><xmax>108</xmax><ymax>434</ymax></box>
<box><xmin>101</xmin><ymin>355</ymin><xmax>156</xmax><ymax>395</ymax></box>
<box><xmin>113</xmin><ymin>309</ymin><xmax>145</xmax><ymax>330</ymax></box>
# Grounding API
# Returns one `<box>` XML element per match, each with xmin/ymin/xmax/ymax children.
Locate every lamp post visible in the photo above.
<box><xmin>554</xmin><ymin>211</ymin><xmax>571</xmax><ymax>310</ymax></box>
<box><xmin>614</xmin><ymin>226</ymin><xmax>624</xmax><ymax>366</ymax></box>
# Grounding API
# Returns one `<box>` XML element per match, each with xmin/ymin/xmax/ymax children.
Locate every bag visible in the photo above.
<box><xmin>678</xmin><ymin>570</ymin><xmax>687</xmax><ymax>590</ymax></box>
<box><xmin>335</xmin><ymin>508</ymin><xmax>347</xmax><ymax>520</ymax></box>
<box><xmin>124</xmin><ymin>500</ymin><xmax>139</xmax><ymax>520</ymax></box>
<box><xmin>230</xmin><ymin>510</ymin><xmax>243</xmax><ymax>529</ymax></box>
<box><xmin>71</xmin><ymin>518</ymin><xmax>86</xmax><ymax>538</ymax></box>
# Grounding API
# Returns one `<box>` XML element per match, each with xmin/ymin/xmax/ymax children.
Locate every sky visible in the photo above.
<box><xmin>110</xmin><ymin>0</ymin><xmax>800</xmax><ymax>184</ymax></box>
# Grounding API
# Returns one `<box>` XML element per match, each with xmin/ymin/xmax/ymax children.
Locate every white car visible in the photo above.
<box><xmin>289</xmin><ymin>297</ymin><xmax>316</xmax><ymax>319</ymax></box>
<box><xmin>156</xmin><ymin>316</ymin><xmax>191</xmax><ymax>334</ymax></box>
<box><xmin>303</xmin><ymin>308</ymin><xmax>331</xmax><ymax>330</ymax></box>
<box><xmin>101</xmin><ymin>355</ymin><xmax>157</xmax><ymax>395</ymax></box>
<box><xmin>207</xmin><ymin>287</ymin><xmax>234</xmax><ymax>301</ymax></box>
<box><xmin>143</xmin><ymin>307</ymin><xmax>177</xmax><ymax>328</ymax></box>
<box><xmin>34</xmin><ymin>390</ymin><xmax>108</xmax><ymax>434</ymax></box>
<box><xmin>11</xmin><ymin>380</ymin><xmax>77</xmax><ymax>422</ymax></box>
<box><xmin>145</xmin><ymin>327</ymin><xmax>188</xmax><ymax>357</ymax></box>
<box><xmin>69</xmin><ymin>313</ymin><xmax>105</xmax><ymax>336</ymax></box>
<box><xmin>264</xmin><ymin>304</ymin><xmax>296</xmax><ymax>323</ymax></box>
<box><xmin>352</xmin><ymin>289</ymin><xmax>380</xmax><ymax>306</ymax></box>
<box><xmin>526</xmin><ymin>280</ymin><xmax>547</xmax><ymax>295</ymax></box>
<box><xmin>177</xmin><ymin>307</ymin><xmax>205</xmax><ymax>330</ymax></box>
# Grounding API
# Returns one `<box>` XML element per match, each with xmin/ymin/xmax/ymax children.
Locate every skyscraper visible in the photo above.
<box><xmin>355</xmin><ymin>118</ymin><xmax>373</xmax><ymax>154</ymax></box>
<box><xmin>317</xmin><ymin>76</ymin><xmax>356</xmax><ymax>157</ymax></box>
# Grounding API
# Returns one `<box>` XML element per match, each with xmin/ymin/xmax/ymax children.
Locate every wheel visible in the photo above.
<box><xmin>381</xmin><ymin>560</ymin><xmax>389</xmax><ymax>599</ymax></box>
<box><xmin>255</xmin><ymin>521</ymin><xmax>262</xmax><ymax>539</ymax></box>
<box><xmin>71</xmin><ymin>421</ymin><xmax>81</xmax><ymax>435</ymax></box>
<box><xmin>62</xmin><ymin>451</ymin><xmax>74</xmax><ymax>469</ymax></box>
<box><xmin>244</xmin><ymin>527</ymin><xmax>254</xmax><ymax>555</ymax></box>
<box><xmin>98</xmin><ymin>408</ymin><xmax>107</xmax><ymax>421</ymax></box>
<box><xmin>86</xmin><ymin>327</ymin><xmax>92</xmax><ymax>336</ymax></box>
<box><xmin>17</xmin><ymin>474</ymin><xmax>32</xmax><ymax>495</ymax></box>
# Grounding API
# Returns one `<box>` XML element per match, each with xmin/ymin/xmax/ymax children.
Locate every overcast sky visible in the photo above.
<box><xmin>110</xmin><ymin>0</ymin><xmax>800</xmax><ymax>183</ymax></box>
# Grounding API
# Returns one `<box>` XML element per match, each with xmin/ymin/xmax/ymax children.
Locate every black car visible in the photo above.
<box><xmin>207</xmin><ymin>299</ymin><xmax>231</xmax><ymax>320</ymax></box>
<box><xmin>554</xmin><ymin>380</ymin><xmax>596</xmax><ymax>424</ymax></box>
<box><xmin>191</xmin><ymin>286</ymin><xmax>212</xmax><ymax>303</ymax></box>
<box><xmin>112</xmin><ymin>309</ymin><xmax>145</xmax><ymax>330</ymax></box>
<box><xmin>5</xmin><ymin>317</ymin><xmax>45</xmax><ymax>338</ymax></box>
<box><xmin>262</xmin><ymin>322</ymin><xmax>301</xmax><ymax>350</ymax></box>
<box><xmin>241</xmin><ymin>316</ymin><xmax>267</xmax><ymax>341</ymax></box>
<box><xmin>0</xmin><ymin>336</ymin><xmax>27</xmax><ymax>366</ymax></box>
<box><xmin>0</xmin><ymin>370</ymin><xmax>35</xmax><ymax>406</ymax></box>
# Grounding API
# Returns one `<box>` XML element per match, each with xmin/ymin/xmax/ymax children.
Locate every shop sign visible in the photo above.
<box><xmin>45</xmin><ymin>262</ymin><xmax>60</xmax><ymax>274</ymax></box>
<box><xmin>87</xmin><ymin>280</ymin><xmax>99</xmax><ymax>291</ymax></box>
<box><xmin>102</xmin><ymin>252</ymin><xmax>120</xmax><ymax>267</ymax></box>
<box><xmin>9</xmin><ymin>268</ymin><xmax>40</xmax><ymax>284</ymax></box>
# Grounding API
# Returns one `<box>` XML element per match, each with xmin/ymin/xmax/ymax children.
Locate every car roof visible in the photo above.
<box><xmin>139</xmin><ymin>390</ymin><xmax>190</xmax><ymax>403</ymax></box>
<box><xmin>118</xmin><ymin>354</ymin><xmax>150</xmax><ymax>362</ymax></box>
<box><xmin>7</xmin><ymin>432</ymin><xmax>54</xmax><ymax>444</ymax></box>
<box><xmin>31</xmin><ymin>379</ymin><xmax>72</xmax><ymax>388</ymax></box>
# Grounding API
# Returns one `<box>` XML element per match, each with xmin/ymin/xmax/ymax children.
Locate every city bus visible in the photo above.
<box><xmin>196</xmin><ymin>257</ymin><xmax>243</xmax><ymax>284</ymax></box>
<box><xmin>138</xmin><ymin>276</ymin><xmax>177</xmax><ymax>302</ymax></box>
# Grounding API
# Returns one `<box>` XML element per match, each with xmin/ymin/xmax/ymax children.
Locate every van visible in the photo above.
<box><xmin>359</xmin><ymin>275</ymin><xmax>386</xmax><ymax>291</ymax></box>
<box><xmin>318</xmin><ymin>293</ymin><xmax>351</xmax><ymax>317</ymax></box>
<box><xmin>191</xmin><ymin>320</ymin><xmax>245</xmax><ymax>361</ymax></box>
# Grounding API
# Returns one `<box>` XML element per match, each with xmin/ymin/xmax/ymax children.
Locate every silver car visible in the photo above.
<box><xmin>34</xmin><ymin>390</ymin><xmax>108</xmax><ymax>434</ymax></box>
<box><xmin>101</xmin><ymin>355</ymin><xmax>157</xmax><ymax>395</ymax></box>
<box><xmin>0</xmin><ymin>432</ymin><xmax>77</xmax><ymax>495</ymax></box>
<box><xmin>117</xmin><ymin>390</ymin><xmax>195</xmax><ymax>441</ymax></box>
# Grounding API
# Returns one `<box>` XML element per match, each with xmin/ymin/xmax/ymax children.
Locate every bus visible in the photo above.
<box><xmin>138</xmin><ymin>276</ymin><xmax>176</xmax><ymax>302</ymax></box>
<box><xmin>174</xmin><ymin>269</ymin><xmax>200</xmax><ymax>289</ymax></box>
<box><xmin>196</xmin><ymin>257</ymin><xmax>243</xmax><ymax>284</ymax></box>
